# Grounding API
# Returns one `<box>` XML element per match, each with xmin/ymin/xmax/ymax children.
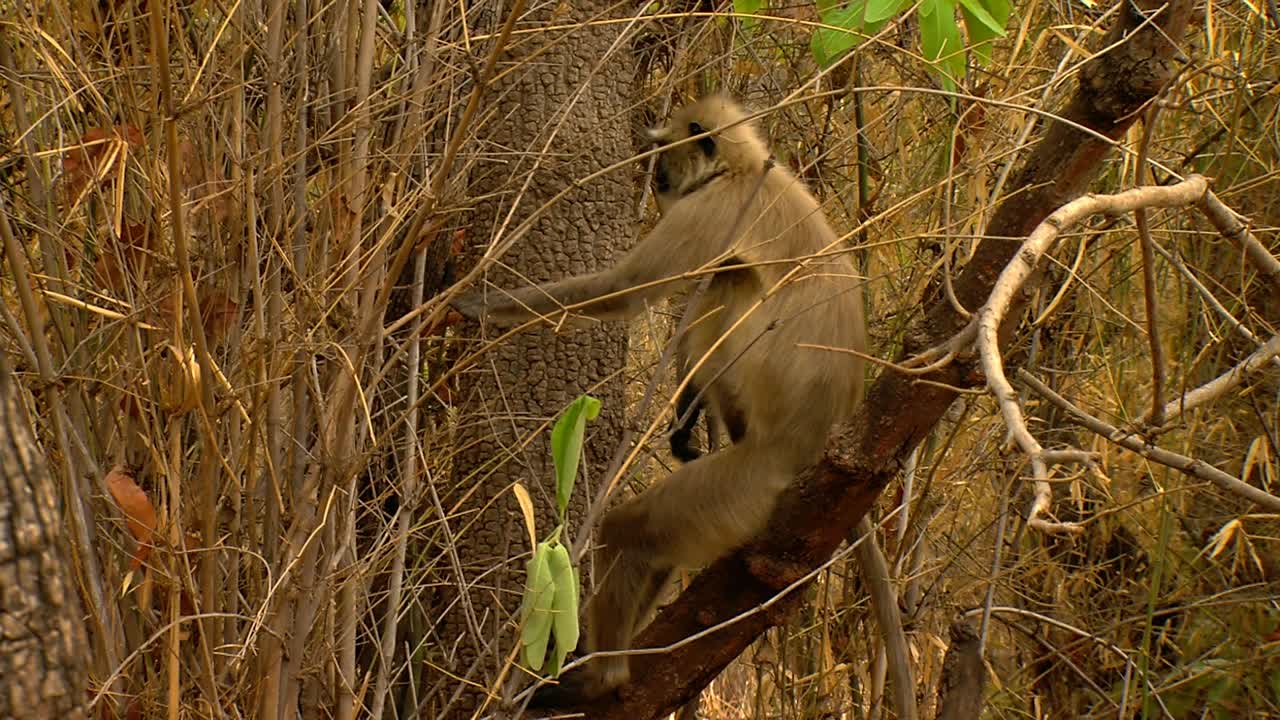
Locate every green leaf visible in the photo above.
<box><xmin>956</xmin><ymin>0</ymin><xmax>1004</xmax><ymax>34</ymax></box>
<box><xmin>546</xmin><ymin>543</ymin><xmax>580</xmax><ymax>676</ymax></box>
<box><xmin>918</xmin><ymin>0</ymin><xmax>966</xmax><ymax>93</ymax></box>
<box><xmin>865</xmin><ymin>0</ymin><xmax>909</xmax><ymax>24</ymax></box>
<box><xmin>519</xmin><ymin>542</ymin><xmax>557</xmax><ymax>671</ymax></box>
<box><xmin>733</xmin><ymin>0</ymin><xmax>763</xmax><ymax>33</ymax></box>
<box><xmin>550</xmin><ymin>395</ymin><xmax>601</xmax><ymax>520</ymax></box>
<box><xmin>811</xmin><ymin>2</ymin><xmax>868</xmax><ymax>69</ymax></box>
<box><xmin>980</xmin><ymin>0</ymin><xmax>1012</xmax><ymax>19</ymax></box>
<box><xmin>959</xmin><ymin>0</ymin><xmax>1009</xmax><ymax>65</ymax></box>
<box><xmin>811</xmin><ymin>0</ymin><xmax>912</xmax><ymax>68</ymax></box>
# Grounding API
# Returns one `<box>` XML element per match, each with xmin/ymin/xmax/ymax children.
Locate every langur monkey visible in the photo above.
<box><xmin>452</xmin><ymin>95</ymin><xmax>867</xmax><ymax>701</ymax></box>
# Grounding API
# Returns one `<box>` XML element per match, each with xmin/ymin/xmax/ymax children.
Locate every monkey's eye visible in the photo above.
<box><xmin>688</xmin><ymin>121</ymin><xmax>716</xmax><ymax>157</ymax></box>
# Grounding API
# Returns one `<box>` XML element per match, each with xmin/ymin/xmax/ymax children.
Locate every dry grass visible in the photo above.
<box><xmin>0</xmin><ymin>1</ymin><xmax>1277</xmax><ymax>718</ymax></box>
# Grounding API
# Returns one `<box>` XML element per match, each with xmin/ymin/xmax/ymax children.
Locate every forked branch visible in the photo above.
<box><xmin>976</xmin><ymin>176</ymin><xmax>1209</xmax><ymax>535</ymax></box>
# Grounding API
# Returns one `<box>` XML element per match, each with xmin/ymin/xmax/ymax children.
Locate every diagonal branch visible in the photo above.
<box><xmin>1018</xmin><ymin>369</ymin><xmax>1280</xmax><ymax>513</ymax></box>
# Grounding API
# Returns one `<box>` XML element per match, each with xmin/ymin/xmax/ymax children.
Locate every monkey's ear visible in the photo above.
<box><xmin>688</xmin><ymin>122</ymin><xmax>716</xmax><ymax>157</ymax></box>
<box><xmin>643</xmin><ymin>127</ymin><xmax>669</xmax><ymax>146</ymax></box>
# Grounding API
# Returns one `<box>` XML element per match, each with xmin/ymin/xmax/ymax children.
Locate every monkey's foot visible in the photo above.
<box><xmin>528</xmin><ymin>676</ymin><xmax>585</xmax><ymax>709</ymax></box>
<box><xmin>528</xmin><ymin>663</ymin><xmax>626</xmax><ymax>709</ymax></box>
<box><xmin>529</xmin><ymin>672</ymin><xmax>606</xmax><ymax>709</ymax></box>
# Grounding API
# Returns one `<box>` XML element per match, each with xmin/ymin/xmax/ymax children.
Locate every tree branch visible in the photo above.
<box><xmin>1017</xmin><ymin>370</ymin><xmax>1280</xmax><ymax>513</ymax></box>
<box><xmin>977</xmin><ymin>176</ymin><xmax>1208</xmax><ymax>535</ymax></box>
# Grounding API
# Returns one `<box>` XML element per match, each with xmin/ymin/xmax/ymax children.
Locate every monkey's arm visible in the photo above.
<box><xmin>453</xmin><ymin>203</ymin><xmax>733</xmax><ymax>326</ymax></box>
<box><xmin>450</xmin><ymin>271</ymin><xmax>630</xmax><ymax>325</ymax></box>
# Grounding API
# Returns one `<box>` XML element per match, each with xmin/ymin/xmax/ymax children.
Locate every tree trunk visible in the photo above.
<box><xmin>428</xmin><ymin>3</ymin><xmax>635</xmax><ymax>716</ymax></box>
<box><xmin>935</xmin><ymin>621</ymin><xmax>986</xmax><ymax>720</ymax></box>
<box><xmin>0</xmin><ymin>362</ymin><xmax>91</xmax><ymax>720</ymax></box>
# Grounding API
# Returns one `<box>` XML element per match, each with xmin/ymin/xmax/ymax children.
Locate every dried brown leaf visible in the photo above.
<box><xmin>104</xmin><ymin>465</ymin><xmax>156</xmax><ymax>570</ymax></box>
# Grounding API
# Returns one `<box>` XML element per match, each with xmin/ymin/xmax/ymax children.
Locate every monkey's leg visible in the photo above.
<box><xmin>585</xmin><ymin>445</ymin><xmax>788</xmax><ymax>695</ymax></box>
<box><xmin>583</xmin><ymin>505</ymin><xmax>675</xmax><ymax>695</ymax></box>
<box><xmin>639</xmin><ymin>444</ymin><xmax>788</xmax><ymax>566</ymax></box>
<box><xmin>705</xmin><ymin>406</ymin><xmax>723</xmax><ymax>453</ymax></box>
<box><xmin>670</xmin><ymin>373</ymin><xmax>736</xmax><ymax>462</ymax></box>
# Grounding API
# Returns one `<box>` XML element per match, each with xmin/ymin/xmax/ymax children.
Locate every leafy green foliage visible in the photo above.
<box><xmin>734</xmin><ymin>0</ymin><xmax>764</xmax><ymax>33</ymax></box>
<box><xmin>550</xmin><ymin>394</ymin><xmax>601</xmax><ymax>519</ymax></box>
<box><xmin>919</xmin><ymin>0</ymin><xmax>966</xmax><ymax>92</ymax></box>
<box><xmin>959</xmin><ymin>0</ymin><xmax>1011</xmax><ymax>65</ymax></box>
<box><xmin>545</xmin><ymin>542</ymin><xmax>580</xmax><ymax>674</ymax></box>
<box><xmin>519</xmin><ymin>395</ymin><xmax>599</xmax><ymax>676</ymax></box>
<box><xmin>519</xmin><ymin>537</ymin><xmax>583</xmax><ymax>674</ymax></box>
<box><xmin>809</xmin><ymin>0</ymin><xmax>1011</xmax><ymax>89</ymax></box>
<box><xmin>812</xmin><ymin>1</ymin><xmax>901</xmax><ymax>69</ymax></box>
<box><xmin>865</xmin><ymin>0</ymin><xmax>910</xmax><ymax>23</ymax></box>
<box><xmin>520</xmin><ymin>541</ymin><xmax>557</xmax><ymax>671</ymax></box>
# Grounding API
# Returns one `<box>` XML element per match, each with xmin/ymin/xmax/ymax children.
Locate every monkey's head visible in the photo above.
<box><xmin>644</xmin><ymin>95</ymin><xmax>770</xmax><ymax>213</ymax></box>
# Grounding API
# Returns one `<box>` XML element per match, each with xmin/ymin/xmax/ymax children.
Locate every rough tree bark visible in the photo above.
<box><xmin>0</xmin><ymin>361</ymin><xmax>90</xmax><ymax>720</ymax></box>
<box><xmin>935</xmin><ymin>621</ymin><xmax>987</xmax><ymax>720</ymax></box>
<box><xmin>538</xmin><ymin>2</ymin><xmax>1194</xmax><ymax>717</ymax></box>
<box><xmin>429</xmin><ymin>2</ymin><xmax>635</xmax><ymax>717</ymax></box>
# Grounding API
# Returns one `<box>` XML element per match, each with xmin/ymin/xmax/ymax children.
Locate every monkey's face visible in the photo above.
<box><xmin>645</xmin><ymin>117</ymin><xmax>720</xmax><ymax>215</ymax></box>
<box><xmin>652</xmin><ymin>153</ymin><xmax>681</xmax><ymax>214</ymax></box>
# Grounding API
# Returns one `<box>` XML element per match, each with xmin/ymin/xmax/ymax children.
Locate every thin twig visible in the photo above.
<box><xmin>853</xmin><ymin>516</ymin><xmax>919</xmax><ymax>720</ymax></box>
<box><xmin>1018</xmin><ymin>369</ymin><xmax>1280</xmax><ymax>513</ymax></box>
<box><xmin>1151</xmin><ymin>333</ymin><xmax>1280</xmax><ymax>427</ymax></box>
<box><xmin>1197</xmin><ymin>189</ymin><xmax>1280</xmax><ymax>296</ymax></box>
<box><xmin>1134</xmin><ymin>106</ymin><xmax>1167</xmax><ymax>427</ymax></box>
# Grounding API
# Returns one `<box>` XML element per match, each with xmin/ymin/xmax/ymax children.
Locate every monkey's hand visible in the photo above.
<box><xmin>449</xmin><ymin>287</ymin><xmax>547</xmax><ymax>326</ymax></box>
<box><xmin>669</xmin><ymin>426</ymin><xmax>703</xmax><ymax>463</ymax></box>
<box><xmin>448</xmin><ymin>292</ymin><xmax>487</xmax><ymax>322</ymax></box>
<box><xmin>450</xmin><ymin>274</ymin><xmax>632</xmax><ymax>328</ymax></box>
<box><xmin>450</xmin><ymin>285</ymin><xmax>586</xmax><ymax>328</ymax></box>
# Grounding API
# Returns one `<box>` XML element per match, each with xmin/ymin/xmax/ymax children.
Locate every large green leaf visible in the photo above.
<box><xmin>811</xmin><ymin>0</ymin><xmax>914</xmax><ymax>68</ymax></box>
<box><xmin>545</xmin><ymin>543</ymin><xmax>580</xmax><ymax>676</ymax></box>
<box><xmin>519</xmin><ymin>542</ymin><xmax>557</xmax><ymax>671</ymax></box>
<box><xmin>550</xmin><ymin>395</ymin><xmax>601</xmax><ymax>520</ymax></box>
<box><xmin>865</xmin><ymin>0</ymin><xmax>910</xmax><ymax>23</ymax></box>
<box><xmin>956</xmin><ymin>0</ymin><xmax>1004</xmax><ymax>34</ymax></box>
<box><xmin>811</xmin><ymin>2</ymin><xmax>868</xmax><ymax>69</ymax></box>
<box><xmin>959</xmin><ymin>0</ymin><xmax>1009</xmax><ymax>65</ymax></box>
<box><xmin>918</xmin><ymin>0</ymin><xmax>966</xmax><ymax>93</ymax></box>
